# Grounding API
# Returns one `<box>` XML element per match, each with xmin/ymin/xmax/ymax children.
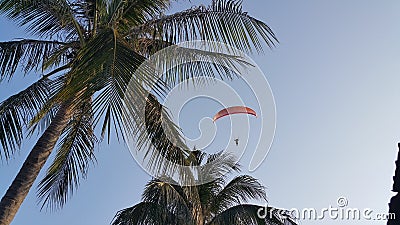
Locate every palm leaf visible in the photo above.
<box><xmin>112</xmin><ymin>202</ymin><xmax>184</xmax><ymax>225</ymax></box>
<box><xmin>0</xmin><ymin>0</ymin><xmax>84</xmax><ymax>39</ymax></box>
<box><xmin>0</xmin><ymin>78</ymin><xmax>50</xmax><ymax>160</ymax></box>
<box><xmin>128</xmin><ymin>0</ymin><xmax>278</xmax><ymax>53</ymax></box>
<box><xmin>27</xmin><ymin>106</ymin><xmax>58</xmax><ymax>136</ymax></box>
<box><xmin>0</xmin><ymin>39</ymin><xmax>69</xmax><ymax>80</ymax></box>
<box><xmin>209</xmin><ymin>175</ymin><xmax>266</xmax><ymax>214</ymax></box>
<box><xmin>37</xmin><ymin>100</ymin><xmax>97</xmax><ymax>210</ymax></box>
<box><xmin>27</xmin><ymin>75</ymin><xmax>66</xmax><ymax>135</ymax></box>
<box><xmin>142</xmin><ymin>178</ymin><xmax>192</xmax><ymax>216</ymax></box>
<box><xmin>148</xmin><ymin>43</ymin><xmax>252</xmax><ymax>89</ymax></box>
<box><xmin>199</xmin><ymin>151</ymin><xmax>241</xmax><ymax>183</ymax></box>
<box><xmin>52</xmin><ymin>28</ymin><xmax>155</xmax><ymax>140</ymax></box>
<box><xmin>130</xmin><ymin>38</ymin><xmax>174</xmax><ymax>57</ymax></box>
<box><xmin>137</xmin><ymin>93</ymin><xmax>191</xmax><ymax>176</ymax></box>
<box><xmin>106</xmin><ymin>0</ymin><xmax>170</xmax><ymax>32</ymax></box>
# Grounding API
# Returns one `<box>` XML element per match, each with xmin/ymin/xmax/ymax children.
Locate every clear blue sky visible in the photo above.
<box><xmin>1</xmin><ymin>1</ymin><xmax>400</xmax><ymax>224</ymax></box>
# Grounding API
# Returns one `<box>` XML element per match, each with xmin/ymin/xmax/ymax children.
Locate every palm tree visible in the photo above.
<box><xmin>0</xmin><ymin>0</ymin><xmax>278</xmax><ymax>224</ymax></box>
<box><xmin>112</xmin><ymin>151</ymin><xmax>297</xmax><ymax>225</ymax></box>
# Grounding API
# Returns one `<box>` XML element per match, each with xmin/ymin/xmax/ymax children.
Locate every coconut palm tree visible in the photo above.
<box><xmin>112</xmin><ymin>151</ymin><xmax>297</xmax><ymax>225</ymax></box>
<box><xmin>0</xmin><ymin>0</ymin><xmax>278</xmax><ymax>224</ymax></box>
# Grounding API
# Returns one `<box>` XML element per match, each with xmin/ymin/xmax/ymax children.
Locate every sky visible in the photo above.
<box><xmin>1</xmin><ymin>0</ymin><xmax>400</xmax><ymax>225</ymax></box>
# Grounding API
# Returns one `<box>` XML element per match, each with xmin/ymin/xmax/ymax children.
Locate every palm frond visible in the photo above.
<box><xmin>130</xmin><ymin>38</ymin><xmax>174</xmax><ymax>57</ymax></box>
<box><xmin>106</xmin><ymin>0</ymin><xmax>170</xmax><ymax>32</ymax></box>
<box><xmin>52</xmin><ymin>28</ymin><xmax>154</xmax><ymax>140</ymax></box>
<box><xmin>112</xmin><ymin>202</ymin><xmax>183</xmax><ymax>225</ymax></box>
<box><xmin>195</xmin><ymin>152</ymin><xmax>241</xmax><ymax>214</ymax></box>
<box><xmin>199</xmin><ymin>151</ymin><xmax>241</xmax><ymax>183</ymax></box>
<box><xmin>27</xmin><ymin>75</ymin><xmax>66</xmax><ymax>136</ymax></box>
<box><xmin>209</xmin><ymin>175</ymin><xmax>266</xmax><ymax>214</ymax></box>
<box><xmin>0</xmin><ymin>39</ymin><xmax>69</xmax><ymax>80</ymax></box>
<box><xmin>137</xmin><ymin>93</ymin><xmax>191</xmax><ymax>177</ymax></box>
<box><xmin>148</xmin><ymin>43</ymin><xmax>252</xmax><ymax>88</ymax></box>
<box><xmin>37</xmin><ymin>101</ymin><xmax>97</xmax><ymax>210</ymax></box>
<box><xmin>128</xmin><ymin>0</ymin><xmax>278</xmax><ymax>53</ymax></box>
<box><xmin>0</xmin><ymin>0</ymin><xmax>84</xmax><ymax>39</ymax></box>
<box><xmin>0</xmin><ymin>78</ymin><xmax>50</xmax><ymax>160</ymax></box>
<box><xmin>142</xmin><ymin>178</ymin><xmax>192</xmax><ymax>216</ymax></box>
<box><xmin>27</xmin><ymin>106</ymin><xmax>58</xmax><ymax>136</ymax></box>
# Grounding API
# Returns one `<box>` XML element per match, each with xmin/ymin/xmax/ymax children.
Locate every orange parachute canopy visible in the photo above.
<box><xmin>213</xmin><ymin>106</ymin><xmax>257</xmax><ymax>122</ymax></box>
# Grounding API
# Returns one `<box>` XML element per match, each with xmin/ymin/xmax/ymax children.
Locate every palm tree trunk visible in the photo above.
<box><xmin>0</xmin><ymin>102</ymin><xmax>72</xmax><ymax>225</ymax></box>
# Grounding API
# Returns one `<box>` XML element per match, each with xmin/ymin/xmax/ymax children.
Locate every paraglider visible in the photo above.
<box><xmin>213</xmin><ymin>106</ymin><xmax>257</xmax><ymax>122</ymax></box>
<box><xmin>234</xmin><ymin>138</ymin><xmax>239</xmax><ymax>146</ymax></box>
